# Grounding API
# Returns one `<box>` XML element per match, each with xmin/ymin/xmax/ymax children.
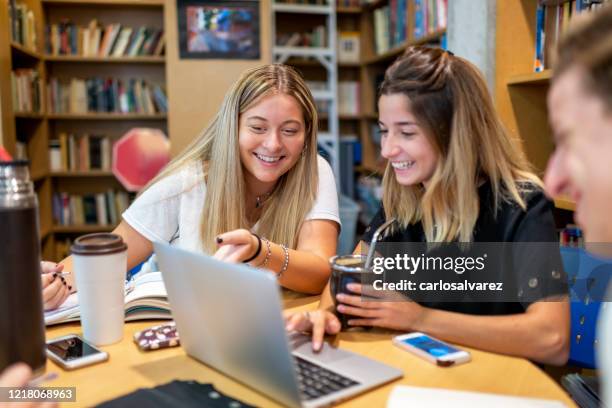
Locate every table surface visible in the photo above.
<box><xmin>45</xmin><ymin>292</ymin><xmax>576</xmax><ymax>407</ymax></box>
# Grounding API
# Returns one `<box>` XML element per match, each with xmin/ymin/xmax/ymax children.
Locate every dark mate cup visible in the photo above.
<box><xmin>329</xmin><ymin>254</ymin><xmax>372</xmax><ymax>330</ymax></box>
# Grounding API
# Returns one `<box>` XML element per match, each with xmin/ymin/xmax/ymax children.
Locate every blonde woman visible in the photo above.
<box><xmin>286</xmin><ymin>47</ymin><xmax>570</xmax><ymax>365</ymax></box>
<box><xmin>42</xmin><ymin>64</ymin><xmax>340</xmax><ymax>310</ymax></box>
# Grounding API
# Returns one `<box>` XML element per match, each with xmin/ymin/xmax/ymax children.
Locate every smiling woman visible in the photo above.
<box><xmin>40</xmin><ymin>64</ymin><xmax>341</xmax><ymax>311</ymax></box>
<box><xmin>286</xmin><ymin>46</ymin><xmax>571</xmax><ymax>367</ymax></box>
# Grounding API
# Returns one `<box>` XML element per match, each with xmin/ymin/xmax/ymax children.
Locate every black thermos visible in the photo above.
<box><xmin>0</xmin><ymin>160</ymin><xmax>46</xmax><ymax>374</ymax></box>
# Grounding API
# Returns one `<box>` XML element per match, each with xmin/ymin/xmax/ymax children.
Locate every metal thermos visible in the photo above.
<box><xmin>0</xmin><ymin>160</ymin><xmax>46</xmax><ymax>374</ymax></box>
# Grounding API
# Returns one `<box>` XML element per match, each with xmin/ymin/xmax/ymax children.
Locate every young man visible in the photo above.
<box><xmin>544</xmin><ymin>4</ymin><xmax>612</xmax><ymax>407</ymax></box>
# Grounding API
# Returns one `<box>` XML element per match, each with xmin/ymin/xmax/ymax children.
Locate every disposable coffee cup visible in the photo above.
<box><xmin>71</xmin><ymin>233</ymin><xmax>127</xmax><ymax>346</ymax></box>
<box><xmin>329</xmin><ymin>254</ymin><xmax>372</xmax><ymax>329</ymax></box>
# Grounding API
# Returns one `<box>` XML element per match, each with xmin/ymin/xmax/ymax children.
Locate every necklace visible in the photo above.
<box><xmin>255</xmin><ymin>192</ymin><xmax>271</xmax><ymax>209</ymax></box>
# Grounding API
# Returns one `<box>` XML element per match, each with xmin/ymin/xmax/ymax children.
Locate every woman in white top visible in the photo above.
<box><xmin>41</xmin><ymin>64</ymin><xmax>340</xmax><ymax>310</ymax></box>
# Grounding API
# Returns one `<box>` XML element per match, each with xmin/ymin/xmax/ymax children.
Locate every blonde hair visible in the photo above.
<box><xmin>147</xmin><ymin>64</ymin><xmax>319</xmax><ymax>252</ymax></box>
<box><xmin>379</xmin><ymin>46</ymin><xmax>541</xmax><ymax>242</ymax></box>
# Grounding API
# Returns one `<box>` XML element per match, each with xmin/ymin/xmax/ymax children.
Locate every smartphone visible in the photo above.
<box><xmin>393</xmin><ymin>332</ymin><xmax>471</xmax><ymax>367</ymax></box>
<box><xmin>46</xmin><ymin>334</ymin><xmax>109</xmax><ymax>370</ymax></box>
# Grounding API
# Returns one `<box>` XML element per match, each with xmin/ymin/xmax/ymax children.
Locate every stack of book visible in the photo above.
<box><xmin>533</xmin><ymin>0</ymin><xmax>607</xmax><ymax>72</ymax></box>
<box><xmin>338</xmin><ymin>81</ymin><xmax>360</xmax><ymax>115</ymax></box>
<box><xmin>277</xmin><ymin>25</ymin><xmax>327</xmax><ymax>47</ymax></box>
<box><xmin>52</xmin><ymin>190</ymin><xmax>131</xmax><ymax>226</ymax></box>
<box><xmin>48</xmin><ymin>133</ymin><xmax>113</xmax><ymax>172</ymax></box>
<box><xmin>47</xmin><ymin>77</ymin><xmax>168</xmax><ymax>114</ymax></box>
<box><xmin>10</xmin><ymin>69</ymin><xmax>43</xmax><ymax>113</ymax></box>
<box><xmin>46</xmin><ymin>20</ymin><xmax>165</xmax><ymax>57</ymax></box>
<box><xmin>413</xmin><ymin>0</ymin><xmax>447</xmax><ymax>40</ymax></box>
<box><xmin>8</xmin><ymin>0</ymin><xmax>37</xmax><ymax>51</ymax></box>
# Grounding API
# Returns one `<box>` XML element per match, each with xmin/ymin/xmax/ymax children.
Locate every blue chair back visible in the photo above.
<box><xmin>561</xmin><ymin>247</ymin><xmax>612</xmax><ymax>368</ymax></box>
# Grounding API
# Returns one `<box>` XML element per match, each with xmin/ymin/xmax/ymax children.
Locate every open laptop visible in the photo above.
<box><xmin>154</xmin><ymin>242</ymin><xmax>403</xmax><ymax>408</ymax></box>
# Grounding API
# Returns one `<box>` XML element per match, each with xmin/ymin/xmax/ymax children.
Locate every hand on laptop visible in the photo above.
<box><xmin>284</xmin><ymin>310</ymin><xmax>341</xmax><ymax>351</ymax></box>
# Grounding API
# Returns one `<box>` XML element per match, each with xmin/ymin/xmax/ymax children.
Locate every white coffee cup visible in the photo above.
<box><xmin>71</xmin><ymin>233</ymin><xmax>127</xmax><ymax>346</ymax></box>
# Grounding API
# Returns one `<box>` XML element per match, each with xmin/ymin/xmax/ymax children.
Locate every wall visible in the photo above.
<box><xmin>165</xmin><ymin>1</ymin><xmax>272</xmax><ymax>156</ymax></box>
<box><xmin>447</xmin><ymin>0</ymin><xmax>497</xmax><ymax>93</ymax></box>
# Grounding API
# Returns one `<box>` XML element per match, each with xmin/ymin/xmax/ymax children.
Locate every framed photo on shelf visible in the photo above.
<box><xmin>177</xmin><ymin>0</ymin><xmax>260</xmax><ymax>60</ymax></box>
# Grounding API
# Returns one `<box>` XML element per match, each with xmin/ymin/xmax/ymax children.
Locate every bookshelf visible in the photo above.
<box><xmin>495</xmin><ymin>0</ymin><xmax>577</xmax><ymax>213</ymax></box>
<box><xmin>0</xmin><ymin>0</ymin><xmax>167</xmax><ymax>261</ymax></box>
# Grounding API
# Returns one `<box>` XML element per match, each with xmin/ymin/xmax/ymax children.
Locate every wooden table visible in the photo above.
<box><xmin>45</xmin><ymin>292</ymin><xmax>576</xmax><ymax>407</ymax></box>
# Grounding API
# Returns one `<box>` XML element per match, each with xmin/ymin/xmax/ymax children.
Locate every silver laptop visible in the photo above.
<box><xmin>154</xmin><ymin>242</ymin><xmax>403</xmax><ymax>408</ymax></box>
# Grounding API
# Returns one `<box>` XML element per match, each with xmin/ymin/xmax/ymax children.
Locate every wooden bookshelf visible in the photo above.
<box><xmin>44</xmin><ymin>55</ymin><xmax>165</xmax><ymax>64</ymax></box>
<box><xmin>50</xmin><ymin>170</ymin><xmax>115</xmax><ymax>177</ymax></box>
<box><xmin>364</xmin><ymin>29</ymin><xmax>446</xmax><ymax>64</ymax></box>
<box><xmin>53</xmin><ymin>224</ymin><xmax>115</xmax><ymax>233</ymax></box>
<box><xmin>0</xmin><ymin>0</ymin><xmax>167</xmax><ymax>261</ymax></box>
<box><xmin>496</xmin><ymin>0</ymin><xmax>577</xmax><ymax>222</ymax></box>
<box><xmin>554</xmin><ymin>197</ymin><xmax>576</xmax><ymax>212</ymax></box>
<box><xmin>11</xmin><ymin>41</ymin><xmax>43</xmax><ymax>60</ymax></box>
<box><xmin>337</xmin><ymin>6</ymin><xmax>361</xmax><ymax>14</ymax></box>
<box><xmin>47</xmin><ymin>113</ymin><xmax>167</xmax><ymax>120</ymax></box>
<box><xmin>507</xmin><ymin>69</ymin><xmax>553</xmax><ymax>86</ymax></box>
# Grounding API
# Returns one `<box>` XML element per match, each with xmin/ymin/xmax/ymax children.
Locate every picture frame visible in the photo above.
<box><xmin>177</xmin><ymin>0</ymin><xmax>260</xmax><ymax>60</ymax></box>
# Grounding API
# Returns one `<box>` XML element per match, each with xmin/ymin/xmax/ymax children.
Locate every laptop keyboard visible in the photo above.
<box><xmin>293</xmin><ymin>355</ymin><xmax>360</xmax><ymax>401</ymax></box>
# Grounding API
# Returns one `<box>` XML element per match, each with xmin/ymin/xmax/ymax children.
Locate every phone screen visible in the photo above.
<box><xmin>402</xmin><ymin>335</ymin><xmax>460</xmax><ymax>358</ymax></box>
<box><xmin>47</xmin><ymin>336</ymin><xmax>102</xmax><ymax>361</ymax></box>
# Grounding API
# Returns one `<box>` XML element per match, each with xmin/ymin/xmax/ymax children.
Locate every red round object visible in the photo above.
<box><xmin>112</xmin><ymin>128</ymin><xmax>170</xmax><ymax>192</ymax></box>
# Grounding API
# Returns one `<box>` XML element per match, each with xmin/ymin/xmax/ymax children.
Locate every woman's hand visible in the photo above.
<box><xmin>41</xmin><ymin>261</ymin><xmax>70</xmax><ymax>311</ymax></box>
<box><xmin>213</xmin><ymin>229</ymin><xmax>259</xmax><ymax>263</ymax></box>
<box><xmin>335</xmin><ymin>283</ymin><xmax>426</xmax><ymax>332</ymax></box>
<box><xmin>284</xmin><ymin>309</ymin><xmax>341</xmax><ymax>351</ymax></box>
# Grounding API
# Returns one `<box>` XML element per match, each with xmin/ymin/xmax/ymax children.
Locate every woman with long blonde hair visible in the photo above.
<box><xmin>41</xmin><ymin>64</ymin><xmax>340</xmax><ymax>309</ymax></box>
<box><xmin>286</xmin><ymin>46</ymin><xmax>570</xmax><ymax>365</ymax></box>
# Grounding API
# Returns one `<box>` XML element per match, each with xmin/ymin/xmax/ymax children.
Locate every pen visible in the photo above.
<box><xmin>27</xmin><ymin>372</ymin><xmax>58</xmax><ymax>387</ymax></box>
<box><xmin>42</xmin><ymin>271</ymin><xmax>72</xmax><ymax>278</ymax></box>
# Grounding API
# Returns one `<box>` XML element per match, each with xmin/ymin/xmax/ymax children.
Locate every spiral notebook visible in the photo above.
<box><xmin>44</xmin><ymin>271</ymin><xmax>172</xmax><ymax>326</ymax></box>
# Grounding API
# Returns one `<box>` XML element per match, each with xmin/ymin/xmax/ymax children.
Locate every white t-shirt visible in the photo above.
<box><xmin>122</xmin><ymin>155</ymin><xmax>340</xmax><ymax>253</ymax></box>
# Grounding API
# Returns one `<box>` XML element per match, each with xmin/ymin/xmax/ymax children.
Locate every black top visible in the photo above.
<box><xmin>362</xmin><ymin>181</ymin><xmax>568</xmax><ymax>316</ymax></box>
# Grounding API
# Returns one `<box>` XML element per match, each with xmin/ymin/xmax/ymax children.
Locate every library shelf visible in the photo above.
<box><xmin>44</xmin><ymin>55</ymin><xmax>165</xmax><ymax>64</ymax></box>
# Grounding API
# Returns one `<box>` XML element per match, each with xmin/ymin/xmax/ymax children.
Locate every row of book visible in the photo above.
<box><xmin>46</xmin><ymin>20</ymin><xmax>165</xmax><ymax>58</ymax></box>
<box><xmin>372</xmin><ymin>0</ymin><xmax>409</xmax><ymax>55</ymax></box>
<box><xmin>533</xmin><ymin>0</ymin><xmax>610</xmax><ymax>72</ymax></box>
<box><xmin>8</xmin><ymin>0</ymin><xmax>37</xmax><ymax>51</ymax></box>
<box><xmin>278</xmin><ymin>26</ymin><xmax>327</xmax><ymax>48</ymax></box>
<box><xmin>11</xmin><ymin>69</ymin><xmax>43</xmax><ymax>114</ymax></box>
<box><xmin>49</xmin><ymin>133</ymin><xmax>113</xmax><ymax>172</ymax></box>
<box><xmin>47</xmin><ymin>77</ymin><xmax>168</xmax><ymax>115</ymax></box>
<box><xmin>52</xmin><ymin>190</ymin><xmax>131</xmax><ymax>227</ymax></box>
<box><xmin>413</xmin><ymin>0</ymin><xmax>448</xmax><ymax>39</ymax></box>
<box><xmin>338</xmin><ymin>81</ymin><xmax>360</xmax><ymax>115</ymax></box>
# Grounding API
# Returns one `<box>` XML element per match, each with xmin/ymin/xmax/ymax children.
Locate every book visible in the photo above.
<box><xmin>44</xmin><ymin>271</ymin><xmax>171</xmax><ymax>326</ymax></box>
<box><xmin>111</xmin><ymin>27</ymin><xmax>133</xmax><ymax>57</ymax></box>
<box><xmin>338</xmin><ymin>32</ymin><xmax>360</xmax><ymax>63</ymax></box>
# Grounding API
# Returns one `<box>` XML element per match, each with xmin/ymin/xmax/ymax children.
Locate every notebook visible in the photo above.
<box><xmin>44</xmin><ymin>271</ymin><xmax>172</xmax><ymax>326</ymax></box>
<box><xmin>387</xmin><ymin>385</ymin><xmax>567</xmax><ymax>408</ymax></box>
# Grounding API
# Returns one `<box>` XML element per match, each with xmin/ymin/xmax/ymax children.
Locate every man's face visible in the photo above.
<box><xmin>545</xmin><ymin>66</ymin><xmax>612</xmax><ymax>249</ymax></box>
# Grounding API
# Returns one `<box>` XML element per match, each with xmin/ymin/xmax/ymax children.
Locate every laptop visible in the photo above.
<box><xmin>154</xmin><ymin>242</ymin><xmax>403</xmax><ymax>408</ymax></box>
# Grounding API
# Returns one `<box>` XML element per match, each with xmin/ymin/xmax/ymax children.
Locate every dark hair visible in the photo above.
<box><xmin>379</xmin><ymin>46</ymin><xmax>455</xmax><ymax>156</ymax></box>
<box><xmin>555</xmin><ymin>4</ymin><xmax>612</xmax><ymax>110</ymax></box>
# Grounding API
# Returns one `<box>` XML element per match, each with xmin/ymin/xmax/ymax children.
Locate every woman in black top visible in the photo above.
<box><xmin>285</xmin><ymin>46</ymin><xmax>570</xmax><ymax>365</ymax></box>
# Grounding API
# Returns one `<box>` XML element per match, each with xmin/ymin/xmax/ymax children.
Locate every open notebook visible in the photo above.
<box><xmin>44</xmin><ymin>271</ymin><xmax>172</xmax><ymax>326</ymax></box>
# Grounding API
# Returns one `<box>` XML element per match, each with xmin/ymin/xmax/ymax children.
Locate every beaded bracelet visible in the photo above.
<box><xmin>256</xmin><ymin>237</ymin><xmax>272</xmax><ymax>269</ymax></box>
<box><xmin>277</xmin><ymin>244</ymin><xmax>289</xmax><ymax>279</ymax></box>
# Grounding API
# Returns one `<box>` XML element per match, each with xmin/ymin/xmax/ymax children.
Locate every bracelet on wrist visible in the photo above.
<box><xmin>277</xmin><ymin>244</ymin><xmax>289</xmax><ymax>279</ymax></box>
<box><xmin>256</xmin><ymin>237</ymin><xmax>272</xmax><ymax>268</ymax></box>
<box><xmin>243</xmin><ymin>233</ymin><xmax>262</xmax><ymax>263</ymax></box>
